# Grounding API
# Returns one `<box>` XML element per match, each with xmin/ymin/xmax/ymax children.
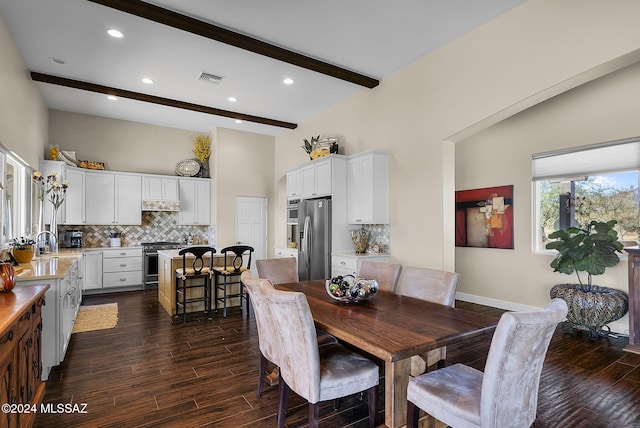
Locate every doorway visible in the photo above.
<box><xmin>236</xmin><ymin>196</ymin><xmax>267</xmax><ymax>275</ymax></box>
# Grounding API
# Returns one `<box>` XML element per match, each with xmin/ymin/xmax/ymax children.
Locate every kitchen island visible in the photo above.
<box><xmin>15</xmin><ymin>251</ymin><xmax>83</xmax><ymax>381</ymax></box>
<box><xmin>157</xmin><ymin>249</ymin><xmax>237</xmax><ymax>317</ymax></box>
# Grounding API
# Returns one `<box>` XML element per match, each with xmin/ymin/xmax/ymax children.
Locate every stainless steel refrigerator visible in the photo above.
<box><xmin>298</xmin><ymin>197</ymin><xmax>331</xmax><ymax>281</ymax></box>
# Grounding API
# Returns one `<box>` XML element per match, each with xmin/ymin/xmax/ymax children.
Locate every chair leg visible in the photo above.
<box><xmin>277</xmin><ymin>379</ymin><xmax>289</xmax><ymax>428</ymax></box>
<box><xmin>406</xmin><ymin>400</ymin><xmax>420</xmax><ymax>428</ymax></box>
<box><xmin>223</xmin><ymin>276</ymin><xmax>228</xmax><ymax>317</ymax></box>
<box><xmin>257</xmin><ymin>353</ymin><xmax>266</xmax><ymax>398</ymax></box>
<box><xmin>308</xmin><ymin>402</ymin><xmax>320</xmax><ymax>428</ymax></box>
<box><xmin>182</xmin><ymin>279</ymin><xmax>187</xmax><ymax>323</ymax></box>
<box><xmin>367</xmin><ymin>385</ymin><xmax>377</xmax><ymax>428</ymax></box>
<box><xmin>205</xmin><ymin>277</ymin><xmax>212</xmax><ymax>320</ymax></box>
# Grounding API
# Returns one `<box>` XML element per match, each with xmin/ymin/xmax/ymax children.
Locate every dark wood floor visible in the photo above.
<box><xmin>35</xmin><ymin>290</ymin><xmax>640</xmax><ymax>427</ymax></box>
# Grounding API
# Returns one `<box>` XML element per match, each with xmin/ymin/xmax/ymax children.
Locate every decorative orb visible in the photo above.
<box><xmin>326</xmin><ymin>275</ymin><xmax>378</xmax><ymax>303</ymax></box>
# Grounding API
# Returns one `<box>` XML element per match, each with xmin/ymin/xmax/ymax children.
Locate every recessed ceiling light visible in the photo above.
<box><xmin>141</xmin><ymin>77</ymin><xmax>154</xmax><ymax>84</ymax></box>
<box><xmin>228</xmin><ymin>97</ymin><xmax>237</xmax><ymax>102</ymax></box>
<box><xmin>106</xmin><ymin>28</ymin><xmax>124</xmax><ymax>38</ymax></box>
<box><xmin>106</xmin><ymin>95</ymin><xmax>118</xmax><ymax>101</ymax></box>
<box><xmin>234</xmin><ymin>119</ymin><xmax>243</xmax><ymax>124</ymax></box>
<box><xmin>283</xmin><ymin>78</ymin><xmax>294</xmax><ymax>85</ymax></box>
<box><xmin>49</xmin><ymin>57</ymin><xmax>67</xmax><ymax>65</ymax></box>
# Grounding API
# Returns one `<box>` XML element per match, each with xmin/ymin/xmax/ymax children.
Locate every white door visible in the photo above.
<box><xmin>236</xmin><ymin>196</ymin><xmax>267</xmax><ymax>275</ymax></box>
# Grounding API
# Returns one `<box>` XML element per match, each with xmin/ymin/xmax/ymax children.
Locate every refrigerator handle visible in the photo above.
<box><xmin>302</xmin><ymin>215</ymin><xmax>311</xmax><ymax>270</ymax></box>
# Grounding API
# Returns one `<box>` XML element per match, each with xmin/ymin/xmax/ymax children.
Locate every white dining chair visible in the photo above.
<box><xmin>399</xmin><ymin>266</ymin><xmax>460</xmax><ymax>376</ymax></box>
<box><xmin>406</xmin><ymin>298</ymin><xmax>568</xmax><ymax>428</ymax></box>
<box><xmin>262</xmin><ymin>283</ymin><xmax>380</xmax><ymax>428</ymax></box>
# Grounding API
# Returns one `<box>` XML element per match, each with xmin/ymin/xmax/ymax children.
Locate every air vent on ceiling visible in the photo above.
<box><xmin>197</xmin><ymin>72</ymin><xmax>224</xmax><ymax>84</ymax></box>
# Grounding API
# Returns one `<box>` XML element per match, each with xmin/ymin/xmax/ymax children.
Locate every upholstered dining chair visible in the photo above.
<box><xmin>240</xmin><ymin>271</ymin><xmax>282</xmax><ymax>398</ymax></box>
<box><xmin>213</xmin><ymin>245</ymin><xmax>254</xmax><ymax>317</ymax></box>
<box><xmin>406</xmin><ymin>298</ymin><xmax>568</xmax><ymax>428</ymax></box>
<box><xmin>174</xmin><ymin>246</ymin><xmax>217</xmax><ymax>323</ymax></box>
<box><xmin>245</xmin><ymin>264</ymin><xmax>337</xmax><ymax>395</ymax></box>
<box><xmin>399</xmin><ymin>266</ymin><xmax>460</xmax><ymax>376</ymax></box>
<box><xmin>260</xmin><ymin>283</ymin><xmax>379</xmax><ymax>428</ymax></box>
<box><xmin>256</xmin><ymin>257</ymin><xmax>298</xmax><ymax>286</ymax></box>
<box><xmin>358</xmin><ymin>260</ymin><xmax>402</xmax><ymax>293</ymax></box>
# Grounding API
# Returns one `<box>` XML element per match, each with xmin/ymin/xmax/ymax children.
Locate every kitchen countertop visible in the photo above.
<box><xmin>14</xmin><ymin>252</ymin><xmax>83</xmax><ymax>282</ymax></box>
<box><xmin>332</xmin><ymin>252</ymin><xmax>390</xmax><ymax>257</ymax></box>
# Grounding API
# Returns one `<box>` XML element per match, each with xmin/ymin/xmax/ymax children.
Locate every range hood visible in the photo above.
<box><xmin>141</xmin><ymin>200</ymin><xmax>181</xmax><ymax>212</ymax></box>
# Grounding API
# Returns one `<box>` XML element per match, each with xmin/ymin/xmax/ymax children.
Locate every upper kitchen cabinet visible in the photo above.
<box><xmin>64</xmin><ymin>167</ymin><xmax>85</xmax><ymax>225</ymax></box>
<box><xmin>38</xmin><ymin>160</ymin><xmax>85</xmax><ymax>225</ymax></box>
<box><xmin>347</xmin><ymin>150</ymin><xmax>389</xmax><ymax>224</ymax></box>
<box><xmin>287</xmin><ymin>155</ymin><xmax>345</xmax><ymax>200</ymax></box>
<box><xmin>178</xmin><ymin>177</ymin><xmax>211</xmax><ymax>225</ymax></box>
<box><xmin>85</xmin><ymin>171</ymin><xmax>142</xmax><ymax>225</ymax></box>
<box><xmin>142</xmin><ymin>175</ymin><xmax>179</xmax><ymax>202</ymax></box>
<box><xmin>286</xmin><ymin>169</ymin><xmax>302</xmax><ymax>199</ymax></box>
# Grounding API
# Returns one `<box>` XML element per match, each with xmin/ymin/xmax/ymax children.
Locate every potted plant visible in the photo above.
<box><xmin>11</xmin><ymin>236</ymin><xmax>36</xmax><ymax>263</ymax></box>
<box><xmin>546</xmin><ymin>220</ymin><xmax>628</xmax><ymax>336</ymax></box>
<box><xmin>301</xmin><ymin>135</ymin><xmax>320</xmax><ymax>160</ymax></box>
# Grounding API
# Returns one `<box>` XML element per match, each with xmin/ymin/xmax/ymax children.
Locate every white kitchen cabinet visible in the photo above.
<box><xmin>300</xmin><ymin>157</ymin><xmax>332</xmax><ymax>198</ymax></box>
<box><xmin>85</xmin><ymin>170</ymin><xmax>142</xmax><ymax>225</ymax></box>
<box><xmin>101</xmin><ymin>248</ymin><xmax>143</xmax><ymax>289</ymax></box>
<box><xmin>18</xmin><ymin>258</ymin><xmax>80</xmax><ymax>381</ymax></box>
<box><xmin>286</xmin><ymin>169</ymin><xmax>302</xmax><ymax>199</ymax></box>
<box><xmin>83</xmin><ymin>250</ymin><xmax>103</xmax><ymax>290</ymax></box>
<box><xmin>142</xmin><ymin>175</ymin><xmax>179</xmax><ymax>201</ymax></box>
<box><xmin>347</xmin><ymin>150</ymin><xmax>389</xmax><ymax>224</ymax></box>
<box><xmin>331</xmin><ymin>253</ymin><xmax>390</xmax><ymax>277</ymax></box>
<box><xmin>178</xmin><ymin>177</ymin><xmax>211</xmax><ymax>225</ymax></box>
<box><xmin>64</xmin><ymin>167</ymin><xmax>85</xmax><ymax>224</ymax></box>
<box><xmin>275</xmin><ymin>247</ymin><xmax>298</xmax><ymax>261</ymax></box>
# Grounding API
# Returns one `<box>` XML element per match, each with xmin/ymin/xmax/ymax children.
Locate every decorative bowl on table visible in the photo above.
<box><xmin>326</xmin><ymin>275</ymin><xmax>379</xmax><ymax>303</ymax></box>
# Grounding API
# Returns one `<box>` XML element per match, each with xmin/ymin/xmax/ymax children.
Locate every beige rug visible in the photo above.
<box><xmin>72</xmin><ymin>303</ymin><xmax>119</xmax><ymax>333</ymax></box>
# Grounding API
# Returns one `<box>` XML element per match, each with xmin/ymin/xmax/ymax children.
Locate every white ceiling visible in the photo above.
<box><xmin>0</xmin><ymin>0</ymin><xmax>524</xmax><ymax>136</ymax></box>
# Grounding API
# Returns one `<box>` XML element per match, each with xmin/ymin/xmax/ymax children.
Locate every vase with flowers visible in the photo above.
<box><xmin>192</xmin><ymin>134</ymin><xmax>212</xmax><ymax>178</ymax></box>
<box><xmin>32</xmin><ymin>171</ymin><xmax>68</xmax><ymax>252</ymax></box>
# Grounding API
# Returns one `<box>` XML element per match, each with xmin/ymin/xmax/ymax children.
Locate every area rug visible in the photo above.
<box><xmin>72</xmin><ymin>303</ymin><xmax>119</xmax><ymax>333</ymax></box>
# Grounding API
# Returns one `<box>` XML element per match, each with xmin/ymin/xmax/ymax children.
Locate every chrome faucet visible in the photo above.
<box><xmin>36</xmin><ymin>230</ymin><xmax>58</xmax><ymax>255</ymax></box>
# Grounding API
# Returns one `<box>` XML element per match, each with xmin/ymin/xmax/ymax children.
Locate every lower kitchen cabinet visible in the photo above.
<box><xmin>18</xmin><ymin>259</ymin><xmax>81</xmax><ymax>381</ymax></box>
<box><xmin>102</xmin><ymin>248</ymin><xmax>143</xmax><ymax>289</ymax></box>
<box><xmin>331</xmin><ymin>253</ymin><xmax>391</xmax><ymax>277</ymax></box>
<box><xmin>0</xmin><ymin>285</ymin><xmax>48</xmax><ymax>428</ymax></box>
<box><xmin>83</xmin><ymin>250</ymin><xmax>103</xmax><ymax>290</ymax></box>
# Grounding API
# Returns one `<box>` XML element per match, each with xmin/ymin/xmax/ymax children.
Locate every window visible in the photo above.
<box><xmin>5</xmin><ymin>153</ymin><xmax>30</xmax><ymax>241</ymax></box>
<box><xmin>533</xmin><ymin>139</ymin><xmax>640</xmax><ymax>251</ymax></box>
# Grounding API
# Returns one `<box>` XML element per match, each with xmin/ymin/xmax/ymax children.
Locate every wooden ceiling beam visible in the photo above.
<box><xmin>30</xmin><ymin>72</ymin><xmax>297</xmax><ymax>129</ymax></box>
<box><xmin>87</xmin><ymin>0</ymin><xmax>379</xmax><ymax>89</ymax></box>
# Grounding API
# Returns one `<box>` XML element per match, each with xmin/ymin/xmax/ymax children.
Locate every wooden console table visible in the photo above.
<box><xmin>625</xmin><ymin>246</ymin><xmax>640</xmax><ymax>354</ymax></box>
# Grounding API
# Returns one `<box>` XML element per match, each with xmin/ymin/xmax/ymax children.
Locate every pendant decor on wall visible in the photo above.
<box><xmin>455</xmin><ymin>185</ymin><xmax>514</xmax><ymax>249</ymax></box>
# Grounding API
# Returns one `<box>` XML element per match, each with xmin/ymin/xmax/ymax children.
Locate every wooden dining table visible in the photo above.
<box><xmin>277</xmin><ymin>280</ymin><xmax>499</xmax><ymax>428</ymax></box>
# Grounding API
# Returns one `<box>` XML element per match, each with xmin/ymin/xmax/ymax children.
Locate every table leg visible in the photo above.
<box><xmin>385</xmin><ymin>357</ymin><xmax>411</xmax><ymax>428</ymax></box>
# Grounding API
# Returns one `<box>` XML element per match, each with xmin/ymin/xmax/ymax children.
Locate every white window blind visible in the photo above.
<box><xmin>532</xmin><ymin>138</ymin><xmax>640</xmax><ymax>181</ymax></box>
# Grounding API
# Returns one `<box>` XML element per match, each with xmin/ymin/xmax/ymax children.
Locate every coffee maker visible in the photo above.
<box><xmin>63</xmin><ymin>230</ymin><xmax>83</xmax><ymax>248</ymax></box>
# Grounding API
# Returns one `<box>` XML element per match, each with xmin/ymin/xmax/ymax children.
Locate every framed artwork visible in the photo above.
<box><xmin>455</xmin><ymin>185</ymin><xmax>513</xmax><ymax>249</ymax></box>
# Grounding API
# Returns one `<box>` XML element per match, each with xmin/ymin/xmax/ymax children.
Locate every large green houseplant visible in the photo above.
<box><xmin>546</xmin><ymin>220</ymin><xmax>628</xmax><ymax>335</ymax></box>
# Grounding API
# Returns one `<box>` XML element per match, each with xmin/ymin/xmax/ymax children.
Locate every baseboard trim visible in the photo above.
<box><xmin>455</xmin><ymin>292</ymin><xmax>629</xmax><ymax>335</ymax></box>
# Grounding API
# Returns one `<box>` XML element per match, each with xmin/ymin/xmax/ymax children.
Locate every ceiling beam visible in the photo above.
<box><xmin>86</xmin><ymin>0</ymin><xmax>379</xmax><ymax>89</ymax></box>
<box><xmin>30</xmin><ymin>72</ymin><xmax>298</xmax><ymax>129</ymax></box>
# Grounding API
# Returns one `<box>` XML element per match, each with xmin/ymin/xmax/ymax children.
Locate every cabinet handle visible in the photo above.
<box><xmin>340</xmin><ymin>261</ymin><xmax>346</xmax><ymax>265</ymax></box>
<box><xmin>120</xmin><ymin>278</ymin><xmax>126</xmax><ymax>281</ymax></box>
<box><xmin>26</xmin><ymin>312</ymin><xmax>31</xmax><ymax>320</ymax></box>
<box><xmin>120</xmin><ymin>253</ymin><xmax>127</xmax><ymax>256</ymax></box>
<box><xmin>7</xmin><ymin>330</ymin><xmax>14</xmax><ymax>341</ymax></box>
<box><xmin>120</xmin><ymin>263</ymin><xmax>127</xmax><ymax>267</ymax></box>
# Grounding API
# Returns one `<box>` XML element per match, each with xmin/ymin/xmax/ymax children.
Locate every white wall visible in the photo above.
<box><xmin>48</xmin><ymin>110</ymin><xmax>197</xmax><ymax>175</ymax></box>
<box><xmin>455</xmin><ymin>61</ymin><xmax>640</xmax><ymax>333</ymax></box>
<box><xmin>274</xmin><ymin>0</ymin><xmax>640</xmax><ymax>275</ymax></box>
<box><xmin>213</xmin><ymin>127</ymin><xmax>275</xmax><ymax>250</ymax></box>
<box><xmin>0</xmin><ymin>12</ymin><xmax>47</xmax><ymax>168</ymax></box>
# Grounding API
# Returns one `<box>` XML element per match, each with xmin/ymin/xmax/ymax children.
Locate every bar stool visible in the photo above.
<box><xmin>175</xmin><ymin>246</ymin><xmax>216</xmax><ymax>323</ymax></box>
<box><xmin>213</xmin><ymin>245</ymin><xmax>254</xmax><ymax>317</ymax></box>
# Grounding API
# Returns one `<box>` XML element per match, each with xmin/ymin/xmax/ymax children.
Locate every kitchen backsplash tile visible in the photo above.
<box><xmin>350</xmin><ymin>224</ymin><xmax>391</xmax><ymax>254</ymax></box>
<box><xmin>58</xmin><ymin>211</ymin><xmax>209</xmax><ymax>248</ymax></box>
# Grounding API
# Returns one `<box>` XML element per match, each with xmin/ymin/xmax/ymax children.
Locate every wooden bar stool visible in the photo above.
<box><xmin>175</xmin><ymin>246</ymin><xmax>216</xmax><ymax>323</ymax></box>
<box><xmin>213</xmin><ymin>245</ymin><xmax>254</xmax><ymax>317</ymax></box>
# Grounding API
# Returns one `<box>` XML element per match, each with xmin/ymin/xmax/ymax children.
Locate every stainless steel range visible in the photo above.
<box><xmin>142</xmin><ymin>241</ymin><xmax>181</xmax><ymax>289</ymax></box>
